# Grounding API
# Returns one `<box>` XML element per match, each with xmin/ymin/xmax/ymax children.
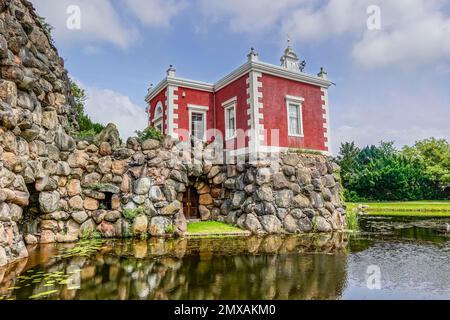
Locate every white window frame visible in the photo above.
<box><xmin>188</xmin><ymin>104</ymin><xmax>208</xmax><ymax>142</ymax></box>
<box><xmin>153</xmin><ymin>101</ymin><xmax>164</xmax><ymax>133</ymax></box>
<box><xmin>222</xmin><ymin>97</ymin><xmax>237</xmax><ymax>140</ymax></box>
<box><xmin>285</xmin><ymin>95</ymin><xmax>304</xmax><ymax>137</ymax></box>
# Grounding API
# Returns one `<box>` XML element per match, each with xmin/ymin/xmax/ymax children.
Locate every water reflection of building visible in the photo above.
<box><xmin>0</xmin><ymin>234</ymin><xmax>348</xmax><ymax>300</ymax></box>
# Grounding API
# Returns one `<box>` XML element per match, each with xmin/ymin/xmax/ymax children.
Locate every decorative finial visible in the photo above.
<box><xmin>318</xmin><ymin>67</ymin><xmax>328</xmax><ymax>79</ymax></box>
<box><xmin>247</xmin><ymin>47</ymin><xmax>259</xmax><ymax>62</ymax></box>
<box><xmin>167</xmin><ymin>65</ymin><xmax>176</xmax><ymax>77</ymax></box>
<box><xmin>300</xmin><ymin>60</ymin><xmax>306</xmax><ymax>72</ymax></box>
<box><xmin>287</xmin><ymin>35</ymin><xmax>291</xmax><ymax>47</ymax></box>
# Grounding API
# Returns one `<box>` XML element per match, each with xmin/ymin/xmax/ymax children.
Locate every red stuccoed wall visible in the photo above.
<box><xmin>175</xmin><ymin>87</ymin><xmax>215</xmax><ymax>142</ymax></box>
<box><xmin>214</xmin><ymin>74</ymin><xmax>250</xmax><ymax>150</ymax></box>
<box><xmin>260</xmin><ymin>74</ymin><xmax>328</xmax><ymax>152</ymax></box>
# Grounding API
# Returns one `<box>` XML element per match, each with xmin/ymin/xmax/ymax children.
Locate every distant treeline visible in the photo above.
<box><xmin>335</xmin><ymin>138</ymin><xmax>450</xmax><ymax>201</ymax></box>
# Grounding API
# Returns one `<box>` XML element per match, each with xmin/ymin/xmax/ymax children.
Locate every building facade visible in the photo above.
<box><xmin>145</xmin><ymin>44</ymin><xmax>333</xmax><ymax>155</ymax></box>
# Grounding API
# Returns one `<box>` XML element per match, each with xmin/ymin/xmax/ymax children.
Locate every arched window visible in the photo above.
<box><xmin>153</xmin><ymin>101</ymin><xmax>163</xmax><ymax>133</ymax></box>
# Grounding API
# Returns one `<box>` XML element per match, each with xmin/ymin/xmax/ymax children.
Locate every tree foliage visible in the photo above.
<box><xmin>135</xmin><ymin>126</ymin><xmax>164</xmax><ymax>142</ymax></box>
<box><xmin>70</xmin><ymin>80</ymin><xmax>105</xmax><ymax>138</ymax></box>
<box><xmin>336</xmin><ymin>139</ymin><xmax>449</xmax><ymax>201</ymax></box>
<box><xmin>402</xmin><ymin>138</ymin><xmax>450</xmax><ymax>187</ymax></box>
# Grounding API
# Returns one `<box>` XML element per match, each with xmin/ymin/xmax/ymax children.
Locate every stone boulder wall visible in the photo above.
<box><xmin>12</xmin><ymin>133</ymin><xmax>227</xmax><ymax>245</ymax></box>
<box><xmin>0</xmin><ymin>0</ymin><xmax>77</xmax><ymax>266</ymax></box>
<box><xmin>17</xmin><ymin>132</ymin><xmax>346</xmax><ymax>248</ymax></box>
<box><xmin>218</xmin><ymin>153</ymin><xmax>346</xmax><ymax>234</ymax></box>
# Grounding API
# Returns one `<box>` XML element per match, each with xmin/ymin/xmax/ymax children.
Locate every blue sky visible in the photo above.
<box><xmin>32</xmin><ymin>0</ymin><xmax>450</xmax><ymax>154</ymax></box>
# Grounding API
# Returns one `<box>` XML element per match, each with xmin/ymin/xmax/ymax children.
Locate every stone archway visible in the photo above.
<box><xmin>179</xmin><ymin>152</ymin><xmax>230</xmax><ymax>223</ymax></box>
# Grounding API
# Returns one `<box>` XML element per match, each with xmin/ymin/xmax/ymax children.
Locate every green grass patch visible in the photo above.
<box><xmin>348</xmin><ymin>201</ymin><xmax>450</xmax><ymax>213</ymax></box>
<box><xmin>347</xmin><ymin>201</ymin><xmax>450</xmax><ymax>218</ymax></box>
<box><xmin>187</xmin><ymin>221</ymin><xmax>247</xmax><ymax>235</ymax></box>
<box><xmin>361</xmin><ymin>211</ymin><xmax>450</xmax><ymax>217</ymax></box>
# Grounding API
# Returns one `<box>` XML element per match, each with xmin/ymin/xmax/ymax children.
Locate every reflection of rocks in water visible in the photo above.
<box><xmin>1</xmin><ymin>234</ymin><xmax>348</xmax><ymax>300</ymax></box>
<box><xmin>359</xmin><ymin>216</ymin><xmax>450</xmax><ymax>242</ymax></box>
<box><xmin>0</xmin><ymin>259</ymin><xmax>27</xmax><ymax>299</ymax></box>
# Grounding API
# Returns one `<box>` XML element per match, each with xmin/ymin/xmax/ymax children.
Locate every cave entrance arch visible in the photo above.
<box><xmin>182</xmin><ymin>186</ymin><xmax>200</xmax><ymax>220</ymax></box>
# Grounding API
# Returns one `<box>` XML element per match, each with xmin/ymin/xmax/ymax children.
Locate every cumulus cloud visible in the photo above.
<box><xmin>330</xmin><ymin>82</ymin><xmax>450</xmax><ymax>152</ymax></box>
<box><xmin>198</xmin><ymin>0</ymin><xmax>302</xmax><ymax>33</ymax></box>
<box><xmin>33</xmin><ymin>0</ymin><xmax>138</xmax><ymax>48</ymax></box>
<box><xmin>282</xmin><ymin>0</ymin><xmax>450</xmax><ymax>70</ymax></box>
<box><xmin>124</xmin><ymin>0</ymin><xmax>188</xmax><ymax>27</ymax></box>
<box><xmin>282</xmin><ymin>0</ymin><xmax>367</xmax><ymax>41</ymax></box>
<box><xmin>352</xmin><ymin>4</ymin><xmax>450</xmax><ymax>70</ymax></box>
<box><xmin>83</xmin><ymin>86</ymin><xmax>148</xmax><ymax>139</ymax></box>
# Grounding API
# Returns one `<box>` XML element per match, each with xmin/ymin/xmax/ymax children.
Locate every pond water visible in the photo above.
<box><xmin>1</xmin><ymin>216</ymin><xmax>450</xmax><ymax>300</ymax></box>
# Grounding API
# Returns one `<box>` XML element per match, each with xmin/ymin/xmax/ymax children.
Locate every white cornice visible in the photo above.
<box><xmin>214</xmin><ymin>62</ymin><xmax>252</xmax><ymax>91</ymax></box>
<box><xmin>251</xmin><ymin>61</ymin><xmax>332</xmax><ymax>89</ymax></box>
<box><xmin>145</xmin><ymin>61</ymin><xmax>332</xmax><ymax>103</ymax></box>
<box><xmin>145</xmin><ymin>77</ymin><xmax>214</xmax><ymax>103</ymax></box>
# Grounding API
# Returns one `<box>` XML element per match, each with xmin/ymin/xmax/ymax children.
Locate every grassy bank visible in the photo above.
<box><xmin>187</xmin><ymin>221</ymin><xmax>248</xmax><ymax>235</ymax></box>
<box><xmin>347</xmin><ymin>201</ymin><xmax>450</xmax><ymax>217</ymax></box>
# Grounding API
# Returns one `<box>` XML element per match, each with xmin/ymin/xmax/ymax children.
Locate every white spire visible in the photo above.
<box><xmin>280</xmin><ymin>37</ymin><xmax>305</xmax><ymax>72</ymax></box>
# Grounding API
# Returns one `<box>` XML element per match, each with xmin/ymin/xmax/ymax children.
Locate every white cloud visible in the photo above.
<box><xmin>124</xmin><ymin>0</ymin><xmax>187</xmax><ymax>27</ymax></box>
<box><xmin>282</xmin><ymin>0</ymin><xmax>367</xmax><ymax>41</ymax></box>
<box><xmin>332</xmin><ymin>124</ymin><xmax>450</xmax><ymax>153</ymax></box>
<box><xmin>198</xmin><ymin>0</ymin><xmax>302</xmax><ymax>33</ymax></box>
<box><xmin>83</xmin><ymin>86</ymin><xmax>148</xmax><ymax>139</ymax></box>
<box><xmin>352</xmin><ymin>5</ymin><xmax>450</xmax><ymax>70</ymax></box>
<box><xmin>330</xmin><ymin>82</ymin><xmax>450</xmax><ymax>152</ymax></box>
<box><xmin>282</xmin><ymin>0</ymin><xmax>450</xmax><ymax>70</ymax></box>
<box><xmin>33</xmin><ymin>0</ymin><xmax>138</xmax><ymax>48</ymax></box>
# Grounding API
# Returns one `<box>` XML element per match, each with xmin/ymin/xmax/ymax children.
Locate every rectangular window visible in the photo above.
<box><xmin>191</xmin><ymin>112</ymin><xmax>205</xmax><ymax>141</ymax></box>
<box><xmin>286</xmin><ymin>95</ymin><xmax>304</xmax><ymax>137</ymax></box>
<box><xmin>225</xmin><ymin>105</ymin><xmax>236</xmax><ymax>140</ymax></box>
<box><xmin>289</xmin><ymin>104</ymin><xmax>301</xmax><ymax>136</ymax></box>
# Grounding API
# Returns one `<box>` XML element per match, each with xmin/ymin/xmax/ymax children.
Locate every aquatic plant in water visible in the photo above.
<box><xmin>56</xmin><ymin>239</ymin><xmax>106</xmax><ymax>259</ymax></box>
<box><xmin>10</xmin><ymin>269</ymin><xmax>82</xmax><ymax>300</ymax></box>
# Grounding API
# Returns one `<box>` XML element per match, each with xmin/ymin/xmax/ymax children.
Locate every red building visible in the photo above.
<box><xmin>145</xmin><ymin>44</ymin><xmax>333</xmax><ymax>156</ymax></box>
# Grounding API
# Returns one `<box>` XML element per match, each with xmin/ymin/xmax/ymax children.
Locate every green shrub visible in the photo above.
<box><xmin>164</xmin><ymin>224</ymin><xmax>176</xmax><ymax>234</ymax></box>
<box><xmin>91</xmin><ymin>182</ymin><xmax>106</xmax><ymax>191</ymax></box>
<box><xmin>336</xmin><ymin>140</ymin><xmax>444</xmax><ymax>201</ymax></box>
<box><xmin>343</xmin><ymin>189</ymin><xmax>364</xmax><ymax>203</ymax></box>
<box><xmin>135</xmin><ymin>126</ymin><xmax>164</xmax><ymax>142</ymax></box>
<box><xmin>37</xmin><ymin>16</ymin><xmax>54</xmax><ymax>44</ymax></box>
<box><xmin>140</xmin><ymin>233</ymin><xmax>148</xmax><ymax>240</ymax></box>
<box><xmin>123</xmin><ymin>207</ymin><xmax>144</xmax><ymax>221</ymax></box>
<box><xmin>77</xmin><ymin>114</ymin><xmax>105</xmax><ymax>137</ymax></box>
<box><xmin>345</xmin><ymin>210</ymin><xmax>359</xmax><ymax>232</ymax></box>
<box><xmin>288</xmin><ymin>148</ymin><xmax>323</xmax><ymax>155</ymax></box>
